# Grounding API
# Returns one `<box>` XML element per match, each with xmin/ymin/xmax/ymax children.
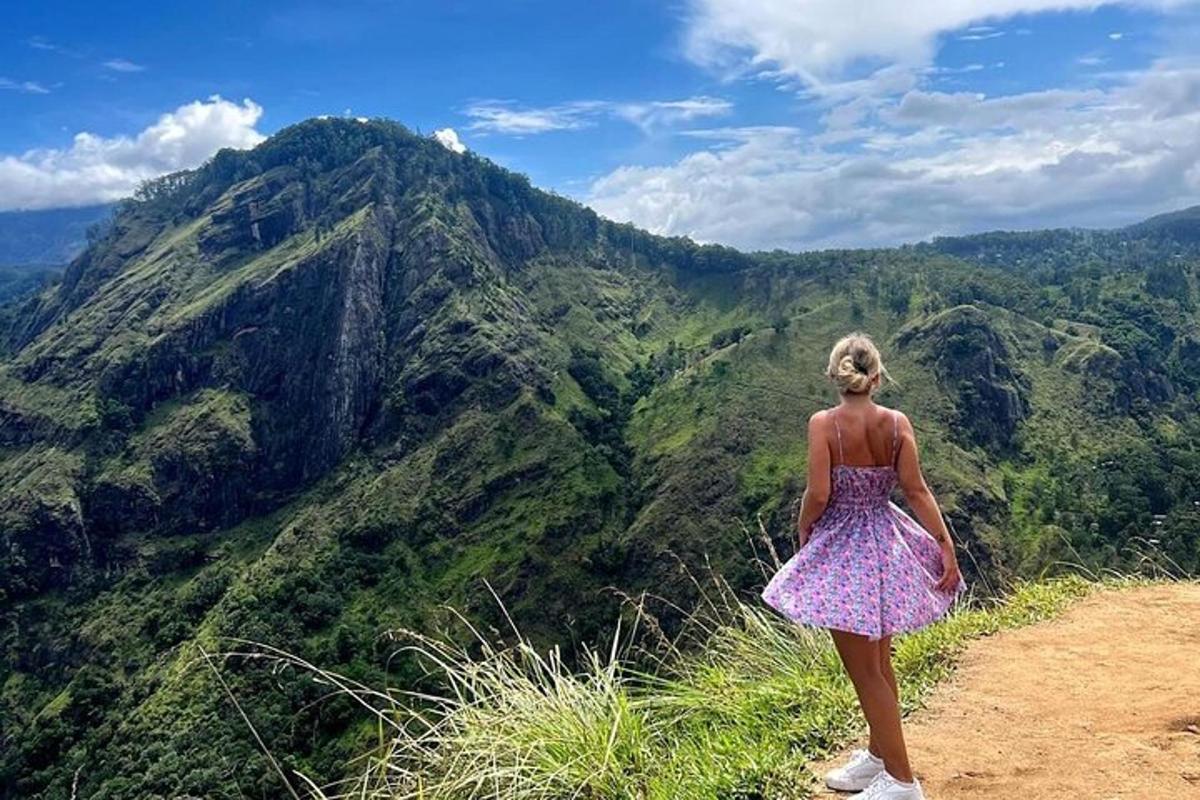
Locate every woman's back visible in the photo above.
<box><xmin>827</xmin><ymin>403</ymin><xmax>899</xmax><ymax>469</ymax></box>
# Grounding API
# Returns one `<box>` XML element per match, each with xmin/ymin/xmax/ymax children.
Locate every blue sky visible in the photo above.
<box><xmin>3</xmin><ymin>0</ymin><xmax>1200</xmax><ymax>249</ymax></box>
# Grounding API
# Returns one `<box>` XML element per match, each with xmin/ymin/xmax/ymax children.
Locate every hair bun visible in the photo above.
<box><xmin>826</xmin><ymin>333</ymin><xmax>886</xmax><ymax>395</ymax></box>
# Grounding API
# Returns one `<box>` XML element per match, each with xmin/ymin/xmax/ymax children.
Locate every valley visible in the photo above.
<box><xmin>1</xmin><ymin>118</ymin><xmax>1197</xmax><ymax>798</ymax></box>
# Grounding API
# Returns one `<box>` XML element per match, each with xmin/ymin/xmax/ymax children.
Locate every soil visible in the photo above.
<box><xmin>814</xmin><ymin>583</ymin><xmax>1200</xmax><ymax>798</ymax></box>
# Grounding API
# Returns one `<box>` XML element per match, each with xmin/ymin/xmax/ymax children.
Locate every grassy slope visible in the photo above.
<box><xmin>303</xmin><ymin>575</ymin><xmax>1108</xmax><ymax>799</ymax></box>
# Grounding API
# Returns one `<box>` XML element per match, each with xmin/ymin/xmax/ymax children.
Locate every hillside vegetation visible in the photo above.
<box><xmin>306</xmin><ymin>575</ymin><xmax>1099</xmax><ymax>799</ymax></box>
<box><xmin>0</xmin><ymin>118</ymin><xmax>1197</xmax><ymax>798</ymax></box>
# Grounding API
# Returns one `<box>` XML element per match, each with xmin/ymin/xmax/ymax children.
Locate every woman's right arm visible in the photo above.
<box><xmin>895</xmin><ymin>412</ymin><xmax>962</xmax><ymax>592</ymax></box>
<box><xmin>795</xmin><ymin>411</ymin><xmax>831</xmax><ymax>548</ymax></box>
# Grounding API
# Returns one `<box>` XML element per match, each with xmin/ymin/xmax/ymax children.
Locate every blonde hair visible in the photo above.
<box><xmin>826</xmin><ymin>332</ymin><xmax>889</xmax><ymax>395</ymax></box>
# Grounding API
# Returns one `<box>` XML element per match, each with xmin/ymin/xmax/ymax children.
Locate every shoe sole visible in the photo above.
<box><xmin>825</xmin><ymin>775</ymin><xmax>877</xmax><ymax>792</ymax></box>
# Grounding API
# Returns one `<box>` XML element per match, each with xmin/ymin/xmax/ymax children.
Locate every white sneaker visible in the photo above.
<box><xmin>848</xmin><ymin>771</ymin><xmax>925</xmax><ymax>799</ymax></box>
<box><xmin>825</xmin><ymin>748</ymin><xmax>885</xmax><ymax>791</ymax></box>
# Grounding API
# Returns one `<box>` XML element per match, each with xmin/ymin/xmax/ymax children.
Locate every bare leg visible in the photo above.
<box><xmin>869</xmin><ymin>636</ymin><xmax>899</xmax><ymax>758</ymax></box>
<box><xmin>831</xmin><ymin>629</ymin><xmax>914</xmax><ymax>783</ymax></box>
<box><xmin>879</xmin><ymin>636</ymin><xmax>900</xmax><ymax>701</ymax></box>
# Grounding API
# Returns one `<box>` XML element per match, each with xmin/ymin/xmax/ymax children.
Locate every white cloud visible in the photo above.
<box><xmin>26</xmin><ymin>36</ymin><xmax>79</xmax><ymax>57</ymax></box>
<box><xmin>587</xmin><ymin>61</ymin><xmax>1200</xmax><ymax>250</ymax></box>
<box><xmin>0</xmin><ymin>96</ymin><xmax>265</xmax><ymax>211</ymax></box>
<box><xmin>681</xmin><ymin>125</ymin><xmax>804</xmax><ymax>142</ymax></box>
<box><xmin>682</xmin><ymin>0</ymin><xmax>1192</xmax><ymax>90</ymax></box>
<box><xmin>465</xmin><ymin>100</ymin><xmax>598</xmax><ymax>134</ymax></box>
<box><xmin>1109</xmin><ymin>31</ymin><xmax>1126</xmax><ymax>39</ymax></box>
<box><xmin>465</xmin><ymin>96</ymin><xmax>731</xmax><ymax>135</ymax></box>
<box><xmin>959</xmin><ymin>30</ymin><xmax>1006</xmax><ymax>41</ymax></box>
<box><xmin>433</xmin><ymin>127</ymin><xmax>467</xmax><ymax>153</ymax></box>
<box><xmin>583</xmin><ymin>1</ymin><xmax>1200</xmax><ymax>250</ymax></box>
<box><xmin>613</xmin><ymin>97</ymin><xmax>733</xmax><ymax>130</ymax></box>
<box><xmin>929</xmin><ymin>63</ymin><xmax>987</xmax><ymax>75</ymax></box>
<box><xmin>27</xmin><ymin>36</ymin><xmax>59</xmax><ymax>51</ymax></box>
<box><xmin>0</xmin><ymin>78</ymin><xmax>50</xmax><ymax>94</ymax></box>
<box><xmin>102</xmin><ymin>58</ymin><xmax>146</xmax><ymax>73</ymax></box>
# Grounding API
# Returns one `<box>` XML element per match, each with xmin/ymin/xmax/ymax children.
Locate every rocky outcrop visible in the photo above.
<box><xmin>897</xmin><ymin>305</ymin><xmax>1030</xmax><ymax>451</ymax></box>
<box><xmin>0</xmin><ymin>448</ymin><xmax>87</xmax><ymax>597</ymax></box>
<box><xmin>0</xmin><ymin>121</ymin><xmax>566</xmax><ymax>598</ymax></box>
<box><xmin>86</xmin><ymin>389</ymin><xmax>258</xmax><ymax>539</ymax></box>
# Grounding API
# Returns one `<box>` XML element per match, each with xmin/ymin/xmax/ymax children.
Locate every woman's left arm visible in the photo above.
<box><xmin>795</xmin><ymin>412</ymin><xmax>831</xmax><ymax>547</ymax></box>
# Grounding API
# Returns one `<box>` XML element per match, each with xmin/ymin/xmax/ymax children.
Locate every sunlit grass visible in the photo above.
<box><xmin>208</xmin><ymin>562</ymin><xmax>1129</xmax><ymax>800</ymax></box>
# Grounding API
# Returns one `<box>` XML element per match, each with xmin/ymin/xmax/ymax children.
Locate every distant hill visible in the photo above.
<box><xmin>1</xmin><ymin>118</ymin><xmax>1197</xmax><ymax>799</ymax></box>
<box><xmin>0</xmin><ymin>263</ymin><xmax>61</xmax><ymax>305</ymax></box>
<box><xmin>917</xmin><ymin>206</ymin><xmax>1200</xmax><ymax>277</ymax></box>
<box><xmin>0</xmin><ymin>204</ymin><xmax>114</xmax><ymax>266</ymax></box>
<box><xmin>1125</xmin><ymin>204</ymin><xmax>1200</xmax><ymax>244</ymax></box>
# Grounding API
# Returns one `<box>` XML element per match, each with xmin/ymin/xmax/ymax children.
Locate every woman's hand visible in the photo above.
<box><xmin>935</xmin><ymin>544</ymin><xmax>962</xmax><ymax>592</ymax></box>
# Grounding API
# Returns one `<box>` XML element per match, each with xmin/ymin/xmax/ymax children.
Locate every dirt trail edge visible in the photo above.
<box><xmin>815</xmin><ymin>583</ymin><xmax>1200</xmax><ymax>799</ymax></box>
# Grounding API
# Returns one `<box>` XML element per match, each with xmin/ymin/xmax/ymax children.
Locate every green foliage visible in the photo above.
<box><xmin>293</xmin><ymin>575</ymin><xmax>1096</xmax><ymax>799</ymax></box>
<box><xmin>710</xmin><ymin>324</ymin><xmax>752</xmax><ymax>350</ymax></box>
<box><xmin>1</xmin><ymin>118</ymin><xmax>1199</xmax><ymax>798</ymax></box>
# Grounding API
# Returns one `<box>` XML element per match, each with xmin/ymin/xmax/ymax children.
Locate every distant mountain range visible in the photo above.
<box><xmin>1</xmin><ymin>118</ymin><xmax>1197</xmax><ymax>799</ymax></box>
<box><xmin>0</xmin><ymin>204</ymin><xmax>114</xmax><ymax>266</ymax></box>
<box><xmin>0</xmin><ymin>204</ymin><xmax>115</xmax><ymax>306</ymax></box>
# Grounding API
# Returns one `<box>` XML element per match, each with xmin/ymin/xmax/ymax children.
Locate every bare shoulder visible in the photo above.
<box><xmin>881</xmin><ymin>405</ymin><xmax>915</xmax><ymax>433</ymax></box>
<box><xmin>807</xmin><ymin>408</ymin><xmax>830</xmax><ymax>431</ymax></box>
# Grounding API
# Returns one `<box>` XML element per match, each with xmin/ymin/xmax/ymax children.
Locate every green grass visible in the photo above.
<box><xmin>260</xmin><ymin>573</ymin><xmax>1100</xmax><ymax>800</ymax></box>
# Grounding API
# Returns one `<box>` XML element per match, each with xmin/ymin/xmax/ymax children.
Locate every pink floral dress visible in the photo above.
<box><xmin>762</xmin><ymin>409</ymin><xmax>965</xmax><ymax>640</ymax></box>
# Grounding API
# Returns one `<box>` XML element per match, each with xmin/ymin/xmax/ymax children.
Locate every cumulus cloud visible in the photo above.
<box><xmin>433</xmin><ymin>127</ymin><xmax>467</xmax><ymax>153</ymax></box>
<box><xmin>465</xmin><ymin>96</ymin><xmax>730</xmax><ymax>135</ymax></box>
<box><xmin>682</xmin><ymin>0</ymin><xmax>1192</xmax><ymax>89</ymax></box>
<box><xmin>584</xmin><ymin>1</ymin><xmax>1200</xmax><ymax>249</ymax></box>
<box><xmin>0</xmin><ymin>96</ymin><xmax>265</xmax><ymax>211</ymax></box>
<box><xmin>587</xmin><ymin>62</ymin><xmax>1200</xmax><ymax>250</ymax></box>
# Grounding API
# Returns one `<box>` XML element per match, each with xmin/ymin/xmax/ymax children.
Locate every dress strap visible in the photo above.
<box><xmin>832</xmin><ymin>411</ymin><xmax>846</xmax><ymax>465</ymax></box>
<box><xmin>890</xmin><ymin>410</ymin><xmax>901</xmax><ymax>466</ymax></box>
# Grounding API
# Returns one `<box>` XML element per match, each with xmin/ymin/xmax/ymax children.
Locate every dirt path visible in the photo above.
<box><xmin>815</xmin><ymin>583</ymin><xmax>1200</xmax><ymax>799</ymax></box>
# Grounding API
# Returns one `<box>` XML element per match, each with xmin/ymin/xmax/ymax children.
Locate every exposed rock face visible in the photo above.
<box><xmin>198</xmin><ymin>166</ymin><xmax>308</xmax><ymax>260</ymax></box>
<box><xmin>0</xmin><ymin>449</ymin><xmax>87</xmax><ymax>596</ymax></box>
<box><xmin>85</xmin><ymin>389</ymin><xmax>258</xmax><ymax>541</ymax></box>
<box><xmin>897</xmin><ymin>305</ymin><xmax>1030</xmax><ymax>451</ymax></box>
<box><xmin>0</xmin><ymin>120</ymin><xmax>582</xmax><ymax>599</ymax></box>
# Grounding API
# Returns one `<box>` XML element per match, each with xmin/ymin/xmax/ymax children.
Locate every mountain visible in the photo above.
<box><xmin>1125</xmin><ymin>205</ymin><xmax>1200</xmax><ymax>244</ymax></box>
<box><xmin>0</xmin><ymin>204</ymin><xmax>115</xmax><ymax>266</ymax></box>
<box><xmin>0</xmin><ymin>205</ymin><xmax>114</xmax><ymax>307</ymax></box>
<box><xmin>0</xmin><ymin>263</ymin><xmax>61</xmax><ymax>306</ymax></box>
<box><xmin>1</xmin><ymin>118</ymin><xmax>1197</xmax><ymax>799</ymax></box>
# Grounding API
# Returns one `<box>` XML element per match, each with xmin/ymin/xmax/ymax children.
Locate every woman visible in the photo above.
<box><xmin>762</xmin><ymin>333</ymin><xmax>965</xmax><ymax>800</ymax></box>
